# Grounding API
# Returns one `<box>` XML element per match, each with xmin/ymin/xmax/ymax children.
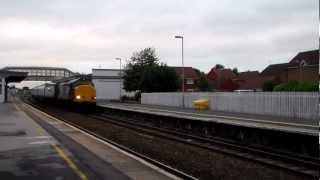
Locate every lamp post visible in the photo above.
<box><xmin>115</xmin><ymin>58</ymin><xmax>122</xmax><ymax>101</ymax></box>
<box><xmin>175</xmin><ymin>35</ymin><xmax>185</xmax><ymax>108</ymax></box>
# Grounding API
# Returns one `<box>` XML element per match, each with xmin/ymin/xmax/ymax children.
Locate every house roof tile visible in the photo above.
<box><xmin>261</xmin><ymin>63</ymin><xmax>289</xmax><ymax>76</ymax></box>
<box><xmin>207</xmin><ymin>68</ymin><xmax>236</xmax><ymax>80</ymax></box>
<box><xmin>238</xmin><ymin>71</ymin><xmax>260</xmax><ymax>79</ymax></box>
<box><xmin>173</xmin><ymin>67</ymin><xmax>199</xmax><ymax>79</ymax></box>
<box><xmin>288</xmin><ymin>50</ymin><xmax>319</xmax><ymax>66</ymax></box>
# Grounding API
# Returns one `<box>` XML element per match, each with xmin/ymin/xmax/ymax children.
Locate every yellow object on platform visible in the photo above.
<box><xmin>193</xmin><ymin>99</ymin><xmax>209</xmax><ymax>110</ymax></box>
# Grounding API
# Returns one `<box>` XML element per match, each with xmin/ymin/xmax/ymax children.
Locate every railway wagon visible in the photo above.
<box><xmin>31</xmin><ymin>83</ymin><xmax>56</xmax><ymax>98</ymax></box>
<box><xmin>31</xmin><ymin>84</ymin><xmax>45</xmax><ymax>97</ymax></box>
<box><xmin>44</xmin><ymin>83</ymin><xmax>56</xmax><ymax>98</ymax></box>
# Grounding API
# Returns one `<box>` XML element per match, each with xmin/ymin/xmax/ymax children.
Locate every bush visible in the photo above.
<box><xmin>263</xmin><ymin>80</ymin><xmax>279</xmax><ymax>91</ymax></box>
<box><xmin>273</xmin><ymin>81</ymin><xmax>318</xmax><ymax>92</ymax></box>
<box><xmin>134</xmin><ymin>91</ymin><xmax>141</xmax><ymax>102</ymax></box>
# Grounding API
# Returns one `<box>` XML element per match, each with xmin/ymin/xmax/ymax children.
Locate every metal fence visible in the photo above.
<box><xmin>141</xmin><ymin>92</ymin><xmax>319</xmax><ymax>120</ymax></box>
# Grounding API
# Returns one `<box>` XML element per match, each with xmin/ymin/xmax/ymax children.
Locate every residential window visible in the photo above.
<box><xmin>186</xmin><ymin>79</ymin><xmax>194</xmax><ymax>85</ymax></box>
<box><xmin>300</xmin><ymin>60</ymin><xmax>307</xmax><ymax>67</ymax></box>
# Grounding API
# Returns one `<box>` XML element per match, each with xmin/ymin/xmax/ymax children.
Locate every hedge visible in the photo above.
<box><xmin>273</xmin><ymin>81</ymin><xmax>318</xmax><ymax>92</ymax></box>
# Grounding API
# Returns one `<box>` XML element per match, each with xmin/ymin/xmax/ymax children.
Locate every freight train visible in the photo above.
<box><xmin>31</xmin><ymin>76</ymin><xmax>96</xmax><ymax>105</ymax></box>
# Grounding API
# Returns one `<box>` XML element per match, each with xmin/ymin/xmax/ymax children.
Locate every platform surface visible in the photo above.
<box><xmin>0</xmin><ymin>100</ymin><xmax>177</xmax><ymax>180</ymax></box>
<box><xmin>98</xmin><ymin>102</ymin><xmax>318</xmax><ymax>136</ymax></box>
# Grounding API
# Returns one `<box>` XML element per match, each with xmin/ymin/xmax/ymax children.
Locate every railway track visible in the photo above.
<box><xmin>22</xmin><ymin>98</ymin><xmax>320</xmax><ymax>179</ymax></box>
<box><xmin>97</xmin><ymin>104</ymin><xmax>318</xmax><ymax>159</ymax></box>
<box><xmin>17</xmin><ymin>97</ymin><xmax>197</xmax><ymax>180</ymax></box>
<box><xmin>88</xmin><ymin>113</ymin><xmax>319</xmax><ymax>177</ymax></box>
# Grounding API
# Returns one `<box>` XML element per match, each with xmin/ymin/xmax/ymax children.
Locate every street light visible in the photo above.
<box><xmin>115</xmin><ymin>58</ymin><xmax>122</xmax><ymax>101</ymax></box>
<box><xmin>175</xmin><ymin>35</ymin><xmax>185</xmax><ymax>108</ymax></box>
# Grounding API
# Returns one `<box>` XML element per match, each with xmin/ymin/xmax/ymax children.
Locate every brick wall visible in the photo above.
<box><xmin>287</xmin><ymin>66</ymin><xmax>318</xmax><ymax>82</ymax></box>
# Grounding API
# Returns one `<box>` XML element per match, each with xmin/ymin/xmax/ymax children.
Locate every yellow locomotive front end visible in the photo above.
<box><xmin>73</xmin><ymin>84</ymin><xmax>96</xmax><ymax>104</ymax></box>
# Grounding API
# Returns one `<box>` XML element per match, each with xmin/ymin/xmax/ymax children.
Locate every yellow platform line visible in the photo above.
<box><xmin>52</xmin><ymin>144</ymin><xmax>89</xmax><ymax>180</ymax></box>
<box><xmin>36</xmin><ymin>126</ymin><xmax>46</xmax><ymax>136</ymax></box>
<box><xmin>15</xmin><ymin>102</ymin><xmax>89</xmax><ymax>180</ymax></box>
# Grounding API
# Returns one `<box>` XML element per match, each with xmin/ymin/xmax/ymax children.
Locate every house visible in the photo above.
<box><xmin>173</xmin><ymin>67</ymin><xmax>199</xmax><ymax>92</ymax></box>
<box><xmin>207</xmin><ymin>68</ymin><xmax>238</xmax><ymax>91</ymax></box>
<box><xmin>235</xmin><ymin>72</ymin><xmax>274</xmax><ymax>91</ymax></box>
<box><xmin>286</xmin><ymin>50</ymin><xmax>318</xmax><ymax>82</ymax></box>
<box><xmin>238</xmin><ymin>71</ymin><xmax>260</xmax><ymax>79</ymax></box>
<box><xmin>233</xmin><ymin>71</ymin><xmax>261</xmax><ymax>91</ymax></box>
<box><xmin>261</xmin><ymin>50</ymin><xmax>319</xmax><ymax>83</ymax></box>
<box><xmin>261</xmin><ymin>63</ymin><xmax>289</xmax><ymax>82</ymax></box>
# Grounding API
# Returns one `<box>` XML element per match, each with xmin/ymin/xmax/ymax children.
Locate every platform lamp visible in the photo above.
<box><xmin>175</xmin><ymin>35</ymin><xmax>185</xmax><ymax>108</ymax></box>
<box><xmin>115</xmin><ymin>58</ymin><xmax>122</xmax><ymax>101</ymax></box>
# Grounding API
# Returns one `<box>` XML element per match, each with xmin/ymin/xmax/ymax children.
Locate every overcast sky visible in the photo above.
<box><xmin>0</xmin><ymin>0</ymin><xmax>318</xmax><ymax>74</ymax></box>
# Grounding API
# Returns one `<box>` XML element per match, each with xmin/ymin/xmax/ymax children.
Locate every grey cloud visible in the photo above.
<box><xmin>255</xmin><ymin>0</ymin><xmax>318</xmax><ymax>14</ymax></box>
<box><xmin>0</xmin><ymin>0</ymin><xmax>317</xmax><ymax>73</ymax></box>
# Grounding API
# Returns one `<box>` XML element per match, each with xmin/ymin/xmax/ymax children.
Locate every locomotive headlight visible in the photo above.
<box><xmin>76</xmin><ymin>95</ymin><xmax>81</xmax><ymax>99</ymax></box>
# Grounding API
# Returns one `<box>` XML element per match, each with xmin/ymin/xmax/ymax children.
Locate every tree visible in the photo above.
<box><xmin>130</xmin><ymin>47</ymin><xmax>159</xmax><ymax>66</ymax></box>
<box><xmin>198</xmin><ymin>73</ymin><xmax>210</xmax><ymax>91</ymax></box>
<box><xmin>194</xmin><ymin>69</ymin><xmax>210</xmax><ymax>91</ymax></box>
<box><xmin>123</xmin><ymin>47</ymin><xmax>179</xmax><ymax>93</ymax></box>
<box><xmin>123</xmin><ymin>63</ymin><xmax>142</xmax><ymax>91</ymax></box>
<box><xmin>214</xmin><ymin>64</ymin><xmax>224</xmax><ymax>69</ymax></box>
<box><xmin>263</xmin><ymin>80</ymin><xmax>278</xmax><ymax>91</ymax></box>
<box><xmin>123</xmin><ymin>47</ymin><xmax>159</xmax><ymax>92</ymax></box>
<box><xmin>140</xmin><ymin>64</ymin><xmax>179</xmax><ymax>92</ymax></box>
<box><xmin>232</xmin><ymin>68</ymin><xmax>239</xmax><ymax>75</ymax></box>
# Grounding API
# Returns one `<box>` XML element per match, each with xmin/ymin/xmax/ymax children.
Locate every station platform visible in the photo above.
<box><xmin>0</xmin><ymin>100</ymin><xmax>178</xmax><ymax>180</ymax></box>
<box><xmin>98</xmin><ymin>102</ymin><xmax>318</xmax><ymax>136</ymax></box>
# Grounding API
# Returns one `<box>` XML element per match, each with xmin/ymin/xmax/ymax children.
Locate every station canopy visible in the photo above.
<box><xmin>0</xmin><ymin>70</ymin><xmax>28</xmax><ymax>83</ymax></box>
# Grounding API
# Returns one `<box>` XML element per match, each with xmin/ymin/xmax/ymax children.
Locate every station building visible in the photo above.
<box><xmin>0</xmin><ymin>70</ymin><xmax>27</xmax><ymax>103</ymax></box>
<box><xmin>92</xmin><ymin>69</ymin><xmax>136</xmax><ymax>102</ymax></box>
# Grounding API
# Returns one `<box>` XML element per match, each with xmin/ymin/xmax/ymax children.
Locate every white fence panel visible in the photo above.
<box><xmin>141</xmin><ymin>92</ymin><xmax>319</xmax><ymax>120</ymax></box>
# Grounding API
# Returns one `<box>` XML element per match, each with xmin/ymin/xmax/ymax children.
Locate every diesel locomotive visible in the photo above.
<box><xmin>31</xmin><ymin>76</ymin><xmax>96</xmax><ymax>105</ymax></box>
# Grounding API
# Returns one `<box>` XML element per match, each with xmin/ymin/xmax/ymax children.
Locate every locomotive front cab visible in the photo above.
<box><xmin>73</xmin><ymin>84</ymin><xmax>96</xmax><ymax>104</ymax></box>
